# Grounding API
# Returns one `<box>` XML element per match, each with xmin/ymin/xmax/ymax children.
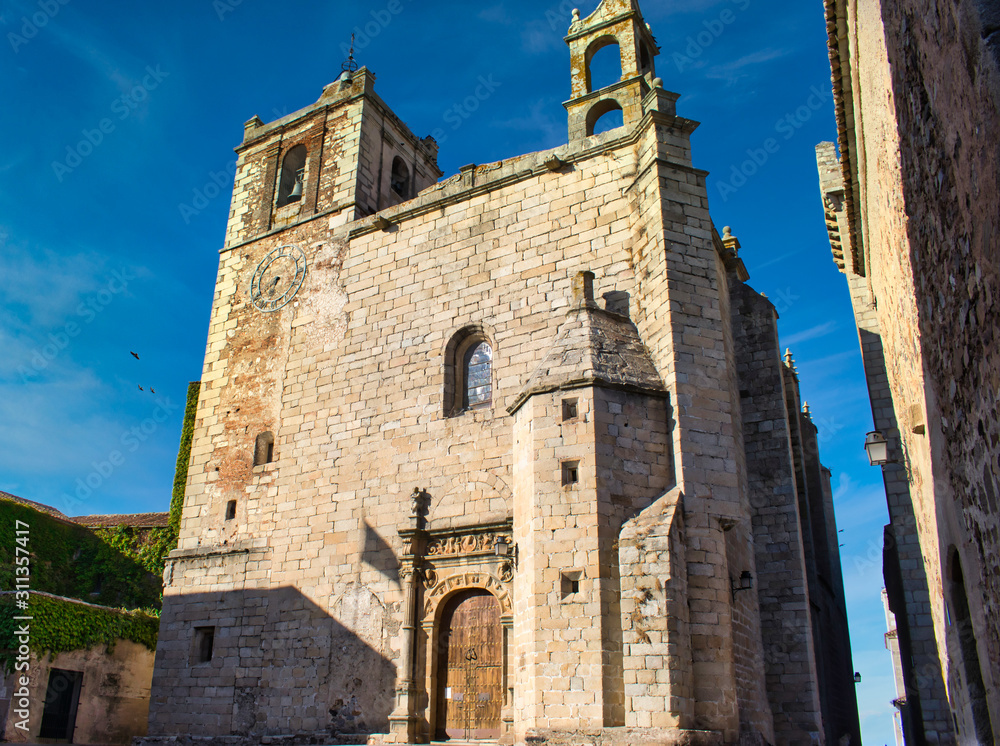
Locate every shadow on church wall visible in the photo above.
<box><xmin>148</xmin><ymin>585</ymin><xmax>396</xmax><ymax>741</ymax></box>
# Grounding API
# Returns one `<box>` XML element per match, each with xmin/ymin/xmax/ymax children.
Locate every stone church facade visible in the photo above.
<box><xmin>147</xmin><ymin>2</ymin><xmax>859</xmax><ymax>744</ymax></box>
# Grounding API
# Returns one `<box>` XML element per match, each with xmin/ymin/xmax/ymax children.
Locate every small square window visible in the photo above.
<box><xmin>561</xmin><ymin>571</ymin><xmax>583</xmax><ymax>601</ymax></box>
<box><xmin>562</xmin><ymin>460</ymin><xmax>580</xmax><ymax>486</ymax></box>
<box><xmin>193</xmin><ymin>626</ymin><xmax>215</xmax><ymax>664</ymax></box>
<box><xmin>225</xmin><ymin>500</ymin><xmax>237</xmax><ymax>521</ymax></box>
<box><xmin>562</xmin><ymin>398</ymin><xmax>579</xmax><ymax>421</ymax></box>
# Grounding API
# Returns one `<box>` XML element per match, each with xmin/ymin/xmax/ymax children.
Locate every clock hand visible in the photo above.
<box><xmin>266</xmin><ymin>275</ymin><xmax>281</xmax><ymax>297</ymax></box>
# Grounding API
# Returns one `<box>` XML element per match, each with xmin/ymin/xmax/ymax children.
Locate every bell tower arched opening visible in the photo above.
<box><xmin>564</xmin><ymin>0</ymin><xmax>661</xmax><ymax>141</ymax></box>
<box><xmin>587</xmin><ymin>99</ymin><xmax>624</xmax><ymax>136</ymax></box>
<box><xmin>276</xmin><ymin>145</ymin><xmax>306</xmax><ymax>207</ymax></box>
<box><xmin>586</xmin><ymin>35</ymin><xmax>622</xmax><ymax>92</ymax></box>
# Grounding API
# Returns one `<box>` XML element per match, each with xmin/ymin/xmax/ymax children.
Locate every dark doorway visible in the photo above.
<box><xmin>435</xmin><ymin>590</ymin><xmax>502</xmax><ymax>740</ymax></box>
<box><xmin>38</xmin><ymin>668</ymin><xmax>83</xmax><ymax>741</ymax></box>
<box><xmin>950</xmin><ymin>552</ymin><xmax>994</xmax><ymax>743</ymax></box>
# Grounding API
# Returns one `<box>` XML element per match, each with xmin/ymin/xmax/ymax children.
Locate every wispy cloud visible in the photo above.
<box><xmin>491</xmin><ymin>98</ymin><xmax>564</xmax><ymax>148</ymax></box>
<box><xmin>752</xmin><ymin>249</ymin><xmax>802</xmax><ymax>271</ymax></box>
<box><xmin>478</xmin><ymin>4</ymin><xmax>513</xmax><ymax>25</ymax></box>
<box><xmin>705</xmin><ymin>47</ymin><xmax>791</xmax><ymax>86</ymax></box>
<box><xmin>781</xmin><ymin>320</ymin><xmax>837</xmax><ymax>347</ymax></box>
<box><xmin>0</xmin><ymin>245</ymin><xmax>112</xmax><ymax>328</ymax></box>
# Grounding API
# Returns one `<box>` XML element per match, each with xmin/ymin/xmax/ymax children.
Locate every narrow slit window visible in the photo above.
<box><xmin>225</xmin><ymin>500</ymin><xmax>237</xmax><ymax>521</ymax></box>
<box><xmin>254</xmin><ymin>431</ymin><xmax>274</xmax><ymax>466</ymax></box>
<box><xmin>561</xmin><ymin>571</ymin><xmax>583</xmax><ymax>601</ymax></box>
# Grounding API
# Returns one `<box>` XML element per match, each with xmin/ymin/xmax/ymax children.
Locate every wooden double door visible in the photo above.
<box><xmin>435</xmin><ymin>590</ymin><xmax>503</xmax><ymax>740</ymax></box>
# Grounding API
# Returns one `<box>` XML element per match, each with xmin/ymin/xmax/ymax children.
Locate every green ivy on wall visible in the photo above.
<box><xmin>0</xmin><ymin>593</ymin><xmax>159</xmax><ymax>672</ymax></box>
<box><xmin>92</xmin><ymin>525</ymin><xmax>177</xmax><ymax>577</ymax></box>
<box><xmin>0</xmin><ymin>500</ymin><xmax>163</xmax><ymax>610</ymax></box>
<box><xmin>169</xmin><ymin>381</ymin><xmax>201</xmax><ymax>534</ymax></box>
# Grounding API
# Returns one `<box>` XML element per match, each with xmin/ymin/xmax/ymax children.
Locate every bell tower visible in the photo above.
<box><xmin>564</xmin><ymin>0</ymin><xmax>659</xmax><ymax>140</ymax></box>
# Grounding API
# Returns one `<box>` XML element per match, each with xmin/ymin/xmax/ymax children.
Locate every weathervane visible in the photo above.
<box><xmin>341</xmin><ymin>32</ymin><xmax>359</xmax><ymax>75</ymax></box>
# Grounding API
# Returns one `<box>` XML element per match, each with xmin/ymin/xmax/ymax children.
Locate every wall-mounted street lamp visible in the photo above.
<box><xmin>494</xmin><ymin>536</ymin><xmax>518</xmax><ymax>568</ymax></box>
<box><xmin>731</xmin><ymin>570</ymin><xmax>753</xmax><ymax>599</ymax></box>
<box><xmin>864</xmin><ymin>431</ymin><xmax>890</xmax><ymax>466</ymax></box>
<box><xmin>854</xmin><ymin>672</ymin><xmax>862</xmax><ymax>684</ymax></box>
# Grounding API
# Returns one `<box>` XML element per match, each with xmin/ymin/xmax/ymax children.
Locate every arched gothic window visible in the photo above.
<box><xmin>444</xmin><ymin>327</ymin><xmax>494</xmax><ymax>416</ymax></box>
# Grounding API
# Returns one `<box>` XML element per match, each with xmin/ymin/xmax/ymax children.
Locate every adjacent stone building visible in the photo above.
<box><xmin>0</xmin><ymin>495</ymin><xmax>164</xmax><ymax>745</ymax></box>
<box><xmin>147</xmin><ymin>2</ymin><xmax>860</xmax><ymax>744</ymax></box>
<box><xmin>817</xmin><ymin>0</ymin><xmax>1000</xmax><ymax>742</ymax></box>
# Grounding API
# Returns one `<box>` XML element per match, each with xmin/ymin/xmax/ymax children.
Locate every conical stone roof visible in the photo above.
<box><xmin>508</xmin><ymin>295</ymin><xmax>665</xmax><ymax>414</ymax></box>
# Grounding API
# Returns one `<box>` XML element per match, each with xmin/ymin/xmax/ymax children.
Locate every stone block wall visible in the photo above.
<box><xmin>873</xmin><ymin>4</ymin><xmax>1000</xmax><ymax>740</ymax></box>
<box><xmin>3</xmin><ymin>640</ymin><xmax>154</xmax><ymax>745</ymax></box>
<box><xmin>817</xmin><ymin>140</ymin><xmax>953</xmax><ymax>744</ymax></box>
<box><xmin>155</xmin><ymin>11</ymin><xmax>859</xmax><ymax>741</ymax></box>
<box><xmin>166</xmin><ymin>94</ymin><xmax>739</xmax><ymax>741</ymax></box>
<box><xmin>730</xmin><ymin>283</ymin><xmax>823</xmax><ymax>746</ymax></box>
<box><xmin>820</xmin><ymin>0</ymin><xmax>1000</xmax><ymax>726</ymax></box>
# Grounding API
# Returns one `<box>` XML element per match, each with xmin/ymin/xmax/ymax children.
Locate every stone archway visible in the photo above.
<box><xmin>433</xmin><ymin>590</ymin><xmax>503</xmax><ymax>740</ymax></box>
<box><xmin>421</xmin><ymin>566</ymin><xmax>513</xmax><ymax>743</ymax></box>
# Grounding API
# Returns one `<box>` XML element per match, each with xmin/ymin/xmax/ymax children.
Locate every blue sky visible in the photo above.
<box><xmin>1</xmin><ymin>0</ymin><xmax>898</xmax><ymax>742</ymax></box>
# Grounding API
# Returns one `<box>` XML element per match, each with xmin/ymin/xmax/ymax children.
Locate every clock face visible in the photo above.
<box><xmin>250</xmin><ymin>244</ymin><xmax>307</xmax><ymax>312</ymax></box>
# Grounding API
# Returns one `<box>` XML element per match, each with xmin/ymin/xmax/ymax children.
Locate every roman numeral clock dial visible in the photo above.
<box><xmin>250</xmin><ymin>244</ymin><xmax>307</xmax><ymax>312</ymax></box>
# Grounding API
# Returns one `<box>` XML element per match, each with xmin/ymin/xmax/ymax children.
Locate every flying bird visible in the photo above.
<box><xmin>130</xmin><ymin>351</ymin><xmax>140</xmax><ymax>360</ymax></box>
<box><xmin>138</xmin><ymin>385</ymin><xmax>144</xmax><ymax>391</ymax></box>
<box><xmin>150</xmin><ymin>387</ymin><xmax>156</xmax><ymax>394</ymax></box>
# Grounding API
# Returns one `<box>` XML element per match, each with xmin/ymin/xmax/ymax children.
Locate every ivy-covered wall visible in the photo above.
<box><xmin>0</xmin><ymin>593</ymin><xmax>158</xmax><ymax>665</ymax></box>
<box><xmin>169</xmin><ymin>381</ymin><xmax>201</xmax><ymax>534</ymax></box>
<box><xmin>0</xmin><ymin>500</ymin><xmax>163</xmax><ymax>610</ymax></box>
